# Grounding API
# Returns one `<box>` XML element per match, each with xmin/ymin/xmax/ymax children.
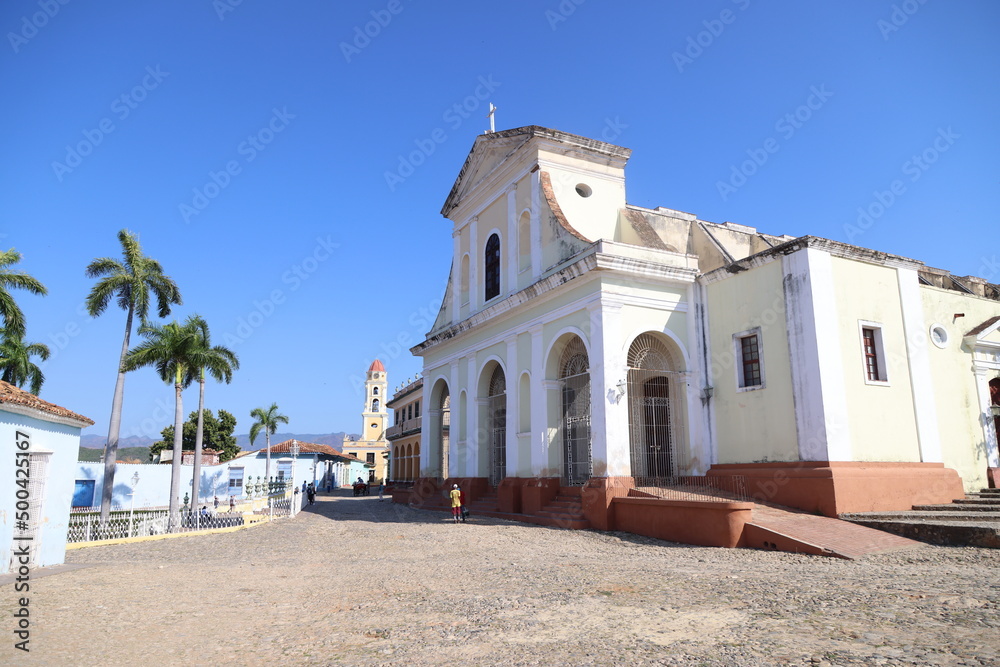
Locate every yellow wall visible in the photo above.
<box><xmin>706</xmin><ymin>259</ymin><xmax>798</xmax><ymax>463</ymax></box>
<box><xmin>830</xmin><ymin>258</ymin><xmax>919</xmax><ymax>462</ymax></box>
<box><xmin>920</xmin><ymin>285</ymin><xmax>999</xmax><ymax>489</ymax></box>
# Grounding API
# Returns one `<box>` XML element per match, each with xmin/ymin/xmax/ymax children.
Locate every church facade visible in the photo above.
<box><xmin>410</xmin><ymin>125</ymin><xmax>1000</xmax><ymax>523</ymax></box>
<box><xmin>341</xmin><ymin>360</ymin><xmax>390</xmax><ymax>483</ymax></box>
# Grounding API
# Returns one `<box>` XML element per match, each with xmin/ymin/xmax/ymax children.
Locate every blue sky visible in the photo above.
<box><xmin>2</xmin><ymin>1</ymin><xmax>998</xmax><ymax>441</ymax></box>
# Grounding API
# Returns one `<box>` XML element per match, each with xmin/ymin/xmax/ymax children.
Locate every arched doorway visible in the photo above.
<box><xmin>990</xmin><ymin>378</ymin><xmax>1000</xmax><ymax>459</ymax></box>
<box><xmin>487</xmin><ymin>365</ymin><xmax>507</xmax><ymax>486</ymax></box>
<box><xmin>627</xmin><ymin>333</ymin><xmax>683</xmax><ymax>482</ymax></box>
<box><xmin>560</xmin><ymin>336</ymin><xmax>591</xmax><ymax>486</ymax></box>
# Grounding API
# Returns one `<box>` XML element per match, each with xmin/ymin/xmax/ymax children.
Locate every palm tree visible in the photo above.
<box><xmin>86</xmin><ymin>229</ymin><xmax>181</xmax><ymax>522</ymax></box>
<box><xmin>0</xmin><ymin>328</ymin><xmax>50</xmax><ymax>395</ymax></box>
<box><xmin>0</xmin><ymin>248</ymin><xmax>48</xmax><ymax>340</ymax></box>
<box><xmin>249</xmin><ymin>403</ymin><xmax>288</xmax><ymax>485</ymax></box>
<box><xmin>120</xmin><ymin>318</ymin><xmax>199</xmax><ymax>530</ymax></box>
<box><xmin>187</xmin><ymin>316</ymin><xmax>239</xmax><ymax>511</ymax></box>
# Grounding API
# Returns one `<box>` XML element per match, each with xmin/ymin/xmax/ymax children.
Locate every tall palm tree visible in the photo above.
<box><xmin>86</xmin><ymin>229</ymin><xmax>181</xmax><ymax>522</ymax></box>
<box><xmin>120</xmin><ymin>318</ymin><xmax>199</xmax><ymax>530</ymax></box>
<box><xmin>249</xmin><ymin>403</ymin><xmax>288</xmax><ymax>484</ymax></box>
<box><xmin>187</xmin><ymin>315</ymin><xmax>239</xmax><ymax>510</ymax></box>
<box><xmin>0</xmin><ymin>248</ymin><xmax>48</xmax><ymax>340</ymax></box>
<box><xmin>0</xmin><ymin>328</ymin><xmax>50</xmax><ymax>395</ymax></box>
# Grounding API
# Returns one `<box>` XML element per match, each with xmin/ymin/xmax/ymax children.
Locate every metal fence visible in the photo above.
<box><xmin>68</xmin><ymin>490</ymin><xmax>297</xmax><ymax>544</ymax></box>
<box><xmin>631</xmin><ymin>475</ymin><xmax>750</xmax><ymax>503</ymax></box>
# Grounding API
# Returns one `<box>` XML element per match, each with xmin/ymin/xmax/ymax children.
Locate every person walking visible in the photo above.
<box><xmin>449</xmin><ymin>484</ymin><xmax>462</xmax><ymax>523</ymax></box>
<box><xmin>378</xmin><ymin>482</ymin><xmax>385</xmax><ymax>502</ymax></box>
<box><xmin>213</xmin><ymin>495</ymin><xmax>219</xmax><ymax>511</ymax></box>
<box><xmin>229</xmin><ymin>496</ymin><xmax>235</xmax><ymax>513</ymax></box>
<box><xmin>306</xmin><ymin>484</ymin><xmax>316</xmax><ymax>505</ymax></box>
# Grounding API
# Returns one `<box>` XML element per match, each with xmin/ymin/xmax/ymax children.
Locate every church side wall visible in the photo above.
<box><xmin>705</xmin><ymin>259</ymin><xmax>799</xmax><ymax>464</ymax></box>
<box><xmin>920</xmin><ymin>285</ymin><xmax>999</xmax><ymax>490</ymax></box>
<box><xmin>829</xmin><ymin>257</ymin><xmax>920</xmax><ymax>462</ymax></box>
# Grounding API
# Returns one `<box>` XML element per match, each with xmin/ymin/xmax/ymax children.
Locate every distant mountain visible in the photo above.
<box><xmin>78</xmin><ymin>446</ymin><xmax>150</xmax><ymax>463</ymax></box>
<box><xmin>80</xmin><ymin>432</ymin><xmax>358</xmax><ymax>452</ymax></box>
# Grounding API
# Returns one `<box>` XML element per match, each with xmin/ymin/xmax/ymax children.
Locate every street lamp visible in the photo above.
<box><xmin>128</xmin><ymin>471</ymin><xmax>140</xmax><ymax>538</ymax></box>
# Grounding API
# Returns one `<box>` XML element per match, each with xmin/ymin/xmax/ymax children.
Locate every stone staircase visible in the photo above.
<box><xmin>535</xmin><ymin>491</ymin><xmax>590</xmax><ymax>530</ymax></box>
<box><xmin>840</xmin><ymin>488</ymin><xmax>1000</xmax><ymax>548</ymax></box>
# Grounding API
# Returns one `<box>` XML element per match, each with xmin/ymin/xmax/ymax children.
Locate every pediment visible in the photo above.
<box><xmin>964</xmin><ymin>315</ymin><xmax>1000</xmax><ymax>348</ymax></box>
<box><xmin>441</xmin><ymin>130</ymin><xmax>534</xmax><ymax>218</ymax></box>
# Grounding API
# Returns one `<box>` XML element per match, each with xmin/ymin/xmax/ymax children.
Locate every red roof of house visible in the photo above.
<box><xmin>0</xmin><ymin>380</ymin><xmax>94</xmax><ymax>426</ymax></box>
<box><xmin>369</xmin><ymin>359</ymin><xmax>385</xmax><ymax>372</ymax></box>
<box><xmin>269</xmin><ymin>439</ymin><xmax>367</xmax><ymax>463</ymax></box>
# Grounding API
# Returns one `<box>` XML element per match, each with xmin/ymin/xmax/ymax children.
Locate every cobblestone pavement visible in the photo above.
<box><xmin>5</xmin><ymin>490</ymin><xmax>1000</xmax><ymax>666</ymax></box>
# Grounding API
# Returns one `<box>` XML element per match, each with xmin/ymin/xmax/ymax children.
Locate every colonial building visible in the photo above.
<box><xmin>1</xmin><ymin>380</ymin><xmax>93</xmax><ymax>570</ymax></box>
<box><xmin>410</xmin><ymin>125</ymin><xmax>1000</xmax><ymax>526</ymax></box>
<box><xmin>387</xmin><ymin>376</ymin><xmax>423</xmax><ymax>482</ymax></box>
<box><xmin>342</xmin><ymin>360</ymin><xmax>390</xmax><ymax>482</ymax></box>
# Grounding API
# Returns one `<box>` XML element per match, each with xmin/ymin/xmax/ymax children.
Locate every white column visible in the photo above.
<box><xmin>782</xmin><ymin>247</ymin><xmax>852</xmax><ymax>461</ymax></box>
<box><xmin>469</xmin><ymin>217</ymin><xmax>479</xmax><ymax>312</ymax></box>
<box><xmin>451</xmin><ymin>229</ymin><xmax>462</xmax><ymax>322</ymax></box>
<box><xmin>466</xmin><ymin>356</ymin><xmax>479</xmax><ymax>478</ymax></box>
<box><xmin>529</xmin><ymin>325</ymin><xmax>547</xmax><ymax>476</ymax></box>
<box><xmin>688</xmin><ymin>280</ymin><xmax>716</xmax><ymax>472</ymax></box>
<box><xmin>507</xmin><ymin>187</ymin><xmax>518</xmax><ymax>294</ymax></box>
<box><xmin>420</xmin><ymin>370</ymin><xmax>435</xmax><ymax>476</ymax></box>
<box><xmin>505</xmin><ymin>336</ymin><xmax>519</xmax><ymax>477</ymax></box>
<box><xmin>589</xmin><ymin>300</ymin><xmax>629</xmax><ymax>477</ymax></box>
<box><xmin>975</xmin><ymin>367</ymin><xmax>1000</xmax><ymax>468</ymax></box>
<box><xmin>897</xmin><ymin>267</ymin><xmax>943</xmax><ymax>462</ymax></box>
<box><xmin>530</xmin><ymin>171</ymin><xmax>541</xmax><ymax>280</ymax></box>
<box><xmin>449</xmin><ymin>360</ymin><xmax>461</xmax><ymax>478</ymax></box>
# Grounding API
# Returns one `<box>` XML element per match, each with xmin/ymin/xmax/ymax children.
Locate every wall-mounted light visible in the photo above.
<box><xmin>615</xmin><ymin>379</ymin><xmax>627</xmax><ymax>403</ymax></box>
<box><xmin>702</xmin><ymin>386</ymin><xmax>714</xmax><ymax>401</ymax></box>
<box><xmin>990</xmin><ymin>405</ymin><xmax>1000</xmax><ymax>418</ymax></box>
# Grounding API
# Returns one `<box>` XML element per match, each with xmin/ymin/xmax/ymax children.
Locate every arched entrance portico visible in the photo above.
<box><xmin>626</xmin><ymin>333</ymin><xmax>687</xmax><ymax>483</ymax></box>
<box><xmin>559</xmin><ymin>336</ymin><xmax>592</xmax><ymax>486</ymax></box>
<box><xmin>486</xmin><ymin>365</ymin><xmax>507</xmax><ymax>486</ymax></box>
<box><xmin>427</xmin><ymin>379</ymin><xmax>450</xmax><ymax>480</ymax></box>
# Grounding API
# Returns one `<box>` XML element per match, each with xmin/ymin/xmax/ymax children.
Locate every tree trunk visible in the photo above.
<box><xmin>265</xmin><ymin>432</ymin><xmax>271</xmax><ymax>486</ymax></box>
<box><xmin>192</xmin><ymin>374</ymin><xmax>205</xmax><ymax>522</ymax></box>
<box><xmin>167</xmin><ymin>377</ymin><xmax>184</xmax><ymax>531</ymax></box>
<box><xmin>100</xmin><ymin>304</ymin><xmax>133</xmax><ymax>523</ymax></box>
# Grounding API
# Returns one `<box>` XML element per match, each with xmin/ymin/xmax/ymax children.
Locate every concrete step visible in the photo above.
<box><xmin>912</xmin><ymin>503</ymin><xmax>1000</xmax><ymax>513</ymax></box>
<box><xmin>953</xmin><ymin>497</ymin><xmax>1000</xmax><ymax>506</ymax></box>
<box><xmin>840</xmin><ymin>515</ymin><xmax>1000</xmax><ymax>548</ymax></box>
<box><xmin>855</xmin><ymin>510</ymin><xmax>1000</xmax><ymax>522</ymax></box>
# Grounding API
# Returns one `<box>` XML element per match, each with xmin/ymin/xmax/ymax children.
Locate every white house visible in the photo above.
<box><xmin>1</xmin><ymin>380</ymin><xmax>93</xmax><ymax>571</ymax></box>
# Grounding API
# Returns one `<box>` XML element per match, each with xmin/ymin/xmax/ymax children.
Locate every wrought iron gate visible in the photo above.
<box><xmin>488</xmin><ymin>367</ymin><xmax>506</xmax><ymax>487</ymax></box>
<box><xmin>560</xmin><ymin>337</ymin><xmax>592</xmax><ymax>486</ymax></box>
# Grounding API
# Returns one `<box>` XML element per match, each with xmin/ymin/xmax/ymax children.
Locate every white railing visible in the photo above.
<box><xmin>68</xmin><ymin>489</ymin><xmax>298</xmax><ymax>544</ymax></box>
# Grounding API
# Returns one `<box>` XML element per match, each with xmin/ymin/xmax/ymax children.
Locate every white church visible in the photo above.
<box><xmin>409</xmin><ymin>125</ymin><xmax>1000</xmax><ymax>529</ymax></box>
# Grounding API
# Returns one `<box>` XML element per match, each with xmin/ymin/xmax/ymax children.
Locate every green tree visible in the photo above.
<box><xmin>249</xmin><ymin>403</ymin><xmax>288</xmax><ymax>483</ymax></box>
<box><xmin>0</xmin><ymin>248</ymin><xmax>47</xmax><ymax>341</ymax></box>
<box><xmin>0</xmin><ymin>328</ymin><xmax>50</xmax><ymax>395</ymax></box>
<box><xmin>86</xmin><ymin>229</ymin><xmax>181</xmax><ymax>523</ymax></box>
<box><xmin>121</xmin><ymin>317</ymin><xmax>199</xmax><ymax>529</ymax></box>
<box><xmin>150</xmin><ymin>409</ymin><xmax>240</xmax><ymax>463</ymax></box>
<box><xmin>187</xmin><ymin>316</ymin><xmax>239</xmax><ymax>506</ymax></box>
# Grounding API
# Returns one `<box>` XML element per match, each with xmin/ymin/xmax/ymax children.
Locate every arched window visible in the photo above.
<box><xmin>372</xmin><ymin>387</ymin><xmax>379</xmax><ymax>396</ymax></box>
<box><xmin>371</xmin><ymin>399</ymin><xmax>380</xmax><ymax>412</ymax></box>
<box><xmin>484</xmin><ymin>233</ymin><xmax>501</xmax><ymax>301</ymax></box>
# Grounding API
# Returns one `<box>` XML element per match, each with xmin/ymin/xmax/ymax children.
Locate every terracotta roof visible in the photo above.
<box><xmin>966</xmin><ymin>315</ymin><xmax>1000</xmax><ymax>337</ymax></box>
<box><xmin>0</xmin><ymin>380</ymin><xmax>94</xmax><ymax>426</ymax></box>
<box><xmin>270</xmin><ymin>439</ymin><xmax>367</xmax><ymax>463</ymax></box>
<box><xmin>369</xmin><ymin>358</ymin><xmax>386</xmax><ymax>373</ymax></box>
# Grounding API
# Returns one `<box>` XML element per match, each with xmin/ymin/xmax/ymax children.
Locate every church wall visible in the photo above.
<box><xmin>705</xmin><ymin>259</ymin><xmax>799</xmax><ymax>464</ymax></box>
<box><xmin>539</xmin><ymin>154</ymin><xmax>626</xmax><ymax>245</ymax></box>
<box><xmin>919</xmin><ymin>285</ymin><xmax>999</xmax><ymax>490</ymax></box>
<box><xmin>515</xmin><ymin>173</ymin><xmax>532</xmax><ymax>218</ymax></box>
<box><xmin>829</xmin><ymin>257</ymin><xmax>920</xmax><ymax>462</ymax></box>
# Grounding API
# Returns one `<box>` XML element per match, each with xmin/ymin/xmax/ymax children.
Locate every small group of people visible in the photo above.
<box><xmin>449</xmin><ymin>484</ymin><xmax>469</xmax><ymax>523</ymax></box>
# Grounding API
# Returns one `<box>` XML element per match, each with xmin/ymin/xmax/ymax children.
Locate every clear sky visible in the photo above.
<box><xmin>2</xmin><ymin>1</ymin><xmax>998</xmax><ymax>441</ymax></box>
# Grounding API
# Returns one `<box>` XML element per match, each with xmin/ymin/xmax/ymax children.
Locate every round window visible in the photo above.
<box><xmin>575</xmin><ymin>183</ymin><xmax>592</xmax><ymax>198</ymax></box>
<box><xmin>930</xmin><ymin>324</ymin><xmax>949</xmax><ymax>349</ymax></box>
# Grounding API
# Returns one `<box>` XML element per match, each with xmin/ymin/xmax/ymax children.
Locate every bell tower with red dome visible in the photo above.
<box><xmin>342</xmin><ymin>359</ymin><xmax>390</xmax><ymax>483</ymax></box>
